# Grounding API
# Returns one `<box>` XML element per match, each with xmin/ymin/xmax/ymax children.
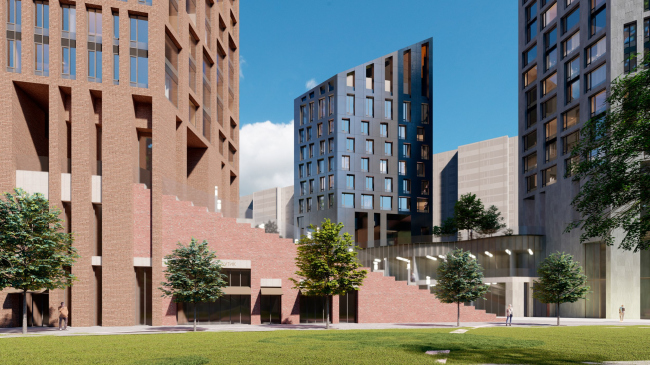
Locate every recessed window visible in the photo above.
<box><xmin>590</xmin><ymin>6</ymin><xmax>606</xmax><ymax>36</ymax></box>
<box><xmin>416</xmin><ymin>127</ymin><xmax>425</xmax><ymax>142</ymax></box>
<box><xmin>545</xmin><ymin>139</ymin><xmax>557</xmax><ymax>163</ymax></box>
<box><xmin>399</xmin><ymin>161</ymin><xmax>406</xmax><ymax>176</ymax></box>
<box><xmin>563</xmin><ymin>31</ymin><xmax>580</xmax><ymax>58</ymax></box>
<box><xmin>526</xmin><ymin>174</ymin><xmax>538</xmax><ymax>193</ymax></box>
<box><xmin>544</xmin><ymin>28</ymin><xmax>557</xmax><ymax>71</ymax></box>
<box><xmin>317</xmin><ymin>122</ymin><xmax>323</xmax><ymax>137</ymax></box>
<box><xmin>398</xmin><ymin>197</ymin><xmax>410</xmax><ymax>212</ymax></box>
<box><xmin>421</xmin><ymin>145</ymin><xmax>430</xmax><ymax>160</ymax></box>
<box><xmin>563</xmin><ymin>106</ymin><xmax>579</xmax><ymax>129</ymax></box>
<box><xmin>526</xmin><ymin>86</ymin><xmax>538</xmax><ymax>128</ymax></box>
<box><xmin>542</xmin><ymin>72</ymin><xmax>557</xmax><ymax>96</ymax></box>
<box><xmin>421</xmin><ymin>104</ymin><xmax>430</xmax><ymax>124</ymax></box>
<box><xmin>403</xmin><ymin>143</ymin><xmax>411</xmax><ymax>158</ymax></box>
<box><xmin>384</xmin><ymin>142</ymin><xmax>393</xmax><ymax>156</ymax></box>
<box><xmin>320</xmin><ymin>176</ymin><xmax>326</xmax><ymax>191</ymax></box>
<box><xmin>562</xmin><ymin>7</ymin><xmax>579</xmax><ymax>34</ymax></box>
<box><xmin>524</xmin><ymin>66</ymin><xmax>538</xmax><ymax>88</ymax></box>
<box><xmin>346</xmin><ymin>71</ymin><xmax>354</xmax><ymax>88</ymax></box>
<box><xmin>524</xmin><ymin>152</ymin><xmax>538</xmax><ymax>173</ymax></box>
<box><xmin>421</xmin><ymin>180</ymin><xmax>430</xmax><ymax>195</ymax></box>
<box><xmin>524</xmin><ymin>45</ymin><xmax>537</xmax><ymax>67</ymax></box>
<box><xmin>398</xmin><ymin>125</ymin><xmax>406</xmax><ymax>139</ymax></box>
<box><xmin>417</xmin><ymin>198</ymin><xmax>429</xmax><ymax>213</ymax></box>
<box><xmin>384</xmin><ymin>100</ymin><xmax>393</xmax><ymax>119</ymax></box>
<box><xmin>341</xmin><ymin>119</ymin><xmax>350</xmax><ymax>133</ymax></box>
<box><xmin>306</xmin><ymin>198</ymin><xmax>312</xmax><ymax>212</ymax></box>
<box><xmin>346</xmin><ymin>138</ymin><xmax>355</xmax><ymax>152</ymax></box>
<box><xmin>590</xmin><ymin>90</ymin><xmax>606</xmax><ymax>116</ymax></box>
<box><xmin>545</xmin><ymin>118</ymin><xmax>557</xmax><ymax>141</ymax></box>
<box><xmin>329</xmin><ymin>193</ymin><xmax>335</xmax><ymax>208</ymax></box>
<box><xmin>346</xmin><ymin>95</ymin><xmax>354</xmax><ymax>115</ymax></box>
<box><xmin>563</xmin><ymin>130</ymin><xmax>580</xmax><ymax>154</ymax></box>
<box><xmin>329</xmin><ymin>174</ymin><xmax>334</xmax><ymax>190</ymax></box>
<box><xmin>361</xmin><ymin>194</ymin><xmax>373</xmax><ymax>209</ymax></box>
<box><xmin>586</xmin><ymin>36</ymin><xmax>606</xmax><ymax>66</ymax></box>
<box><xmin>402</xmin><ymin>102</ymin><xmax>411</xmax><ymax>122</ymax></box>
<box><xmin>523</xmin><ymin>130</ymin><xmax>537</xmax><ymax>152</ymax></box>
<box><xmin>365</xmin><ymin>97</ymin><xmax>374</xmax><ymax>117</ymax></box>
<box><xmin>623</xmin><ymin>22</ymin><xmax>637</xmax><ymax>74</ymax></box>
<box><xmin>366</xmin><ymin>176</ymin><xmax>374</xmax><ymax>191</ymax></box>
<box><xmin>380</xmin><ymin>160</ymin><xmax>388</xmax><ymax>174</ymax></box>
<box><xmin>361</xmin><ymin>121</ymin><xmax>369</xmax><ymax>135</ymax></box>
<box><xmin>307</xmin><ymin>163</ymin><xmax>312</xmax><ymax>177</ymax></box>
<box><xmin>361</xmin><ymin>158</ymin><xmax>369</xmax><ymax>172</ymax></box>
<box><xmin>417</xmin><ymin>162</ymin><xmax>425</xmax><ymax>177</ymax></box>
<box><xmin>380</xmin><ymin>123</ymin><xmax>388</xmax><ymax>137</ymax></box>
<box><xmin>328</xmin><ymin>95</ymin><xmax>334</xmax><ymax>115</ymax></box>
<box><xmin>542</xmin><ymin>95</ymin><xmax>557</xmax><ymax>119</ymax></box>
<box><xmin>526</xmin><ymin>2</ymin><xmax>538</xmax><ymax>43</ymax></box>
<box><xmin>328</xmin><ymin>119</ymin><xmax>334</xmax><ymax>133</ymax></box>
<box><xmin>317</xmin><ymin>195</ymin><xmax>325</xmax><ymax>210</ymax></box>
<box><xmin>342</xmin><ymin>193</ymin><xmax>354</xmax><ymax>208</ymax></box>
<box><xmin>586</xmin><ymin>63</ymin><xmax>606</xmax><ymax>91</ymax></box>
<box><xmin>380</xmin><ymin>196</ymin><xmax>392</xmax><ymax>211</ymax></box>
<box><xmin>365</xmin><ymin>140</ymin><xmax>374</xmax><ymax>154</ymax></box>
<box><xmin>346</xmin><ymin>174</ymin><xmax>355</xmax><ymax>189</ymax></box>
<box><xmin>542</xmin><ymin>165</ymin><xmax>557</xmax><ymax>186</ymax></box>
<box><xmin>385</xmin><ymin>178</ymin><xmax>393</xmax><ymax>192</ymax></box>
<box><xmin>542</xmin><ymin>3</ymin><xmax>557</xmax><ymax>28</ymax></box>
<box><xmin>342</xmin><ymin>156</ymin><xmax>350</xmax><ymax>170</ymax></box>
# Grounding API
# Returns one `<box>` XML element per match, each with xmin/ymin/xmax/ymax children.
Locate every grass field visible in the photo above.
<box><xmin>1</xmin><ymin>326</ymin><xmax>649</xmax><ymax>364</ymax></box>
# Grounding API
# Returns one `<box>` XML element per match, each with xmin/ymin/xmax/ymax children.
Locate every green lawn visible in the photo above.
<box><xmin>1</xmin><ymin>326</ymin><xmax>649</xmax><ymax>364</ymax></box>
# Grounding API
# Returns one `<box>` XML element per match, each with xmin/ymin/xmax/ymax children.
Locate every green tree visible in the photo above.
<box><xmin>433</xmin><ymin>248</ymin><xmax>489</xmax><ymax>327</ymax></box>
<box><xmin>263</xmin><ymin>220</ymin><xmax>279</xmax><ymax>234</ymax></box>
<box><xmin>0</xmin><ymin>188</ymin><xmax>78</xmax><ymax>334</ymax></box>
<box><xmin>533</xmin><ymin>252</ymin><xmax>589</xmax><ymax>326</ymax></box>
<box><xmin>289</xmin><ymin>219</ymin><xmax>367</xmax><ymax>329</ymax></box>
<box><xmin>159</xmin><ymin>238</ymin><xmax>228</xmax><ymax>331</ymax></box>
<box><xmin>565</xmin><ymin>54</ymin><xmax>650</xmax><ymax>252</ymax></box>
<box><xmin>433</xmin><ymin>217</ymin><xmax>458</xmax><ymax>238</ymax></box>
<box><xmin>454</xmin><ymin>193</ymin><xmax>485</xmax><ymax>240</ymax></box>
<box><xmin>478</xmin><ymin>205</ymin><xmax>506</xmax><ymax>237</ymax></box>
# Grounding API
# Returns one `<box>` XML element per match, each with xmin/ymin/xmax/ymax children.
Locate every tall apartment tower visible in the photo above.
<box><xmin>1</xmin><ymin>0</ymin><xmax>239</xmax><ymax>326</ymax></box>
<box><xmin>518</xmin><ymin>0</ymin><xmax>649</xmax><ymax>318</ymax></box>
<box><xmin>293</xmin><ymin>39</ymin><xmax>433</xmax><ymax>247</ymax></box>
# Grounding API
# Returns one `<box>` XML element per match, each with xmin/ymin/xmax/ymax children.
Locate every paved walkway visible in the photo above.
<box><xmin>1</xmin><ymin>317</ymin><xmax>650</xmax><ymax>338</ymax></box>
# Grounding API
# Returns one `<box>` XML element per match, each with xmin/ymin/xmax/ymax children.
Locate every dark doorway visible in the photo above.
<box><xmin>339</xmin><ymin>291</ymin><xmax>357</xmax><ymax>323</ymax></box>
<box><xmin>299</xmin><ymin>294</ymin><xmax>332</xmax><ymax>323</ymax></box>
<box><xmin>179</xmin><ymin>295</ymin><xmax>251</xmax><ymax>325</ymax></box>
<box><xmin>260</xmin><ymin>295</ymin><xmax>281</xmax><ymax>324</ymax></box>
<box><xmin>14</xmin><ymin>292</ymin><xmax>50</xmax><ymax>327</ymax></box>
<box><xmin>135</xmin><ymin>267</ymin><xmax>152</xmax><ymax>325</ymax></box>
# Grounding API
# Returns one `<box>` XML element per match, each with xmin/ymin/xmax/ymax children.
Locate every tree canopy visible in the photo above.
<box><xmin>434</xmin><ymin>193</ymin><xmax>507</xmax><ymax>240</ymax></box>
<box><xmin>159</xmin><ymin>238</ymin><xmax>228</xmax><ymax>331</ymax></box>
<box><xmin>0</xmin><ymin>188</ymin><xmax>79</xmax><ymax>334</ymax></box>
<box><xmin>532</xmin><ymin>252</ymin><xmax>589</xmax><ymax>326</ymax></box>
<box><xmin>289</xmin><ymin>219</ymin><xmax>367</xmax><ymax>329</ymax></box>
<box><xmin>433</xmin><ymin>248</ymin><xmax>489</xmax><ymax>327</ymax></box>
<box><xmin>566</xmin><ymin>54</ymin><xmax>650</xmax><ymax>252</ymax></box>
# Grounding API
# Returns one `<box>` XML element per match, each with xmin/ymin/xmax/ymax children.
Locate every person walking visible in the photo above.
<box><xmin>506</xmin><ymin>304</ymin><xmax>513</xmax><ymax>326</ymax></box>
<box><xmin>58</xmin><ymin>302</ymin><xmax>69</xmax><ymax>331</ymax></box>
<box><xmin>619</xmin><ymin>304</ymin><xmax>625</xmax><ymax>322</ymax></box>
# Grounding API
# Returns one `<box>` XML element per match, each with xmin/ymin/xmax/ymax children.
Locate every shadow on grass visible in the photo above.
<box><xmin>139</xmin><ymin>355</ymin><xmax>210</xmax><ymax>365</ymax></box>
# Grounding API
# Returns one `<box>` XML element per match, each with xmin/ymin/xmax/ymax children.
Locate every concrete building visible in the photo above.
<box><xmin>239</xmin><ymin>186</ymin><xmax>294</xmax><ymax>239</ymax></box>
<box><xmin>293</xmin><ymin>39</ymin><xmax>434</xmax><ymax>247</ymax></box>
<box><xmin>518</xmin><ymin>0</ymin><xmax>650</xmax><ymax>318</ymax></box>
<box><xmin>1</xmin><ymin>0</ymin><xmax>240</xmax><ymax>327</ymax></box>
<box><xmin>432</xmin><ymin>136</ymin><xmax>519</xmax><ymax>240</ymax></box>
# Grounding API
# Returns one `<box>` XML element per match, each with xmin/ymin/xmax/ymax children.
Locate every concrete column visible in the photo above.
<box><xmin>606</xmin><ymin>236</ymin><xmax>640</xmax><ymax>320</ymax></box>
<box><xmin>505</xmin><ymin>280</ymin><xmax>525</xmax><ymax>317</ymax></box>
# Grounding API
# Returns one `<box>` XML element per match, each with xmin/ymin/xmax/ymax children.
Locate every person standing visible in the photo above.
<box><xmin>58</xmin><ymin>302</ymin><xmax>69</xmax><ymax>330</ymax></box>
<box><xmin>619</xmin><ymin>304</ymin><xmax>625</xmax><ymax>322</ymax></box>
<box><xmin>506</xmin><ymin>304</ymin><xmax>513</xmax><ymax>326</ymax></box>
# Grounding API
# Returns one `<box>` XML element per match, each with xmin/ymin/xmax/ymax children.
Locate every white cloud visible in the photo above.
<box><xmin>239</xmin><ymin>55</ymin><xmax>246</xmax><ymax>79</ymax></box>
<box><xmin>239</xmin><ymin>120</ymin><xmax>294</xmax><ymax>196</ymax></box>
<box><xmin>305</xmin><ymin>78</ymin><xmax>317</xmax><ymax>90</ymax></box>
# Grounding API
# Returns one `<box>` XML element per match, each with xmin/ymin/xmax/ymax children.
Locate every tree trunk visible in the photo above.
<box><xmin>22</xmin><ymin>289</ymin><xmax>27</xmax><ymax>334</ymax></box>
<box><xmin>325</xmin><ymin>296</ymin><xmax>330</xmax><ymax>330</ymax></box>
<box><xmin>193</xmin><ymin>304</ymin><xmax>197</xmax><ymax>332</ymax></box>
<box><xmin>556</xmin><ymin>303</ymin><xmax>560</xmax><ymax>326</ymax></box>
<box><xmin>457</xmin><ymin>301</ymin><xmax>460</xmax><ymax>327</ymax></box>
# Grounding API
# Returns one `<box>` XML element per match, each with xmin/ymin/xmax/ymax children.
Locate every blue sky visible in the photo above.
<box><xmin>238</xmin><ymin>1</ymin><xmax>518</xmax><ymax>196</ymax></box>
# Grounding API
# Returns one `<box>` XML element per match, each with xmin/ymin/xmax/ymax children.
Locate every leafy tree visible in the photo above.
<box><xmin>263</xmin><ymin>220</ymin><xmax>279</xmax><ymax>234</ymax></box>
<box><xmin>533</xmin><ymin>252</ymin><xmax>589</xmax><ymax>326</ymax></box>
<box><xmin>433</xmin><ymin>248</ymin><xmax>489</xmax><ymax>327</ymax></box>
<box><xmin>454</xmin><ymin>193</ymin><xmax>485</xmax><ymax>240</ymax></box>
<box><xmin>160</xmin><ymin>238</ymin><xmax>228</xmax><ymax>331</ymax></box>
<box><xmin>433</xmin><ymin>217</ymin><xmax>458</xmax><ymax>238</ymax></box>
<box><xmin>565</xmin><ymin>53</ymin><xmax>650</xmax><ymax>252</ymax></box>
<box><xmin>478</xmin><ymin>205</ymin><xmax>506</xmax><ymax>237</ymax></box>
<box><xmin>0</xmin><ymin>188</ymin><xmax>78</xmax><ymax>334</ymax></box>
<box><xmin>289</xmin><ymin>219</ymin><xmax>367</xmax><ymax>329</ymax></box>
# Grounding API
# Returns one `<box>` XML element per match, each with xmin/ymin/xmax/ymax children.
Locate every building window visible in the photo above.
<box><xmin>562</xmin><ymin>7</ymin><xmax>579</xmax><ymax>34</ymax></box>
<box><xmin>299</xmin><ymin>129</ymin><xmax>305</xmax><ymax>143</ymax></box>
<box><xmin>61</xmin><ymin>5</ymin><xmax>77</xmax><ymax>79</ymax></box>
<box><xmin>385</xmin><ymin>178</ymin><xmax>393</xmax><ymax>192</ymax></box>
<box><xmin>586</xmin><ymin>63</ymin><xmax>606</xmax><ymax>91</ymax></box>
<box><xmin>403</xmin><ymin>50</ymin><xmax>411</xmax><ymax>95</ymax></box>
<box><xmin>87</xmin><ymin>8</ymin><xmax>103</xmax><ymax>83</ymax></box>
<box><xmin>542</xmin><ymin>95</ymin><xmax>557</xmax><ymax>119</ymax></box>
<box><xmin>309</xmin><ymin>102</ymin><xmax>314</xmax><ymax>122</ymax></box>
<box><xmin>307</xmin><ymin>127</ymin><xmax>312</xmax><ymax>141</ymax></box>
<box><xmin>299</xmin><ymin>146</ymin><xmax>306</xmax><ymax>161</ymax></box>
<box><xmin>346</xmin><ymin>71</ymin><xmax>354</xmax><ymax>88</ymax></box>
<box><xmin>590</xmin><ymin>90</ymin><xmax>606</xmax><ymax>116</ymax></box>
<box><xmin>398</xmin><ymin>161</ymin><xmax>406</xmax><ymax>176</ymax></box>
<box><xmin>526</xmin><ymin>86</ymin><xmax>537</xmax><ymax>128</ymax></box>
<box><xmin>402</xmin><ymin>102</ymin><xmax>411</xmax><ymax>122</ymax></box>
<box><xmin>342</xmin><ymin>193</ymin><xmax>354</xmax><ymax>208</ymax></box>
<box><xmin>384</xmin><ymin>142</ymin><xmax>393</xmax><ymax>156</ymax></box>
<box><xmin>380</xmin><ymin>196</ymin><xmax>392</xmax><ymax>211</ymax></box>
<box><xmin>546</xmin><ymin>139</ymin><xmax>557</xmax><ymax>163</ymax></box>
<box><xmin>361</xmin><ymin>194</ymin><xmax>373</xmax><ymax>209</ymax></box>
<box><xmin>365</xmin><ymin>140</ymin><xmax>374</xmax><ymax>154</ymax></box>
<box><xmin>586</xmin><ymin>36</ymin><xmax>606</xmax><ymax>66</ymax></box>
<box><xmin>542</xmin><ymin>3</ymin><xmax>557</xmax><ymax>28</ymax></box>
<box><xmin>318</xmin><ymin>98</ymin><xmax>325</xmax><ymax>119</ymax></box>
<box><xmin>385</xmin><ymin>56</ymin><xmax>393</xmax><ymax>93</ymax></box>
<box><xmin>342</xmin><ymin>119</ymin><xmax>350</xmax><ymax>133</ymax></box>
<box><xmin>317</xmin><ymin>195</ymin><xmax>325</xmax><ymax>210</ymax></box>
<box><xmin>384</xmin><ymin>100</ymin><xmax>393</xmax><ymax>119</ymax></box>
<box><xmin>361</xmin><ymin>158</ymin><xmax>369</xmax><ymax>172</ymax></box>
<box><xmin>398</xmin><ymin>197</ymin><xmax>410</xmax><ymax>212</ymax></box>
<box><xmin>298</xmin><ymin>199</ymin><xmax>304</xmax><ymax>214</ymax></box>
<box><xmin>307</xmin><ymin>162</ymin><xmax>312</xmax><ymax>177</ymax></box>
<box><xmin>328</xmin><ymin>138</ymin><xmax>334</xmax><ymax>153</ymax></box>
<box><xmin>34</xmin><ymin>0</ymin><xmax>49</xmax><ymax>77</ymax></box>
<box><xmin>544</xmin><ymin>28</ymin><xmax>557</xmax><ymax>71</ymax></box>
<box><xmin>542</xmin><ymin>165</ymin><xmax>557</xmax><ymax>186</ymax></box>
<box><xmin>542</xmin><ymin>72</ymin><xmax>557</xmax><ymax>96</ymax></box>
<box><xmin>402</xmin><ymin>143</ymin><xmax>411</xmax><ymax>158</ymax></box>
<box><xmin>421</xmin><ymin>180</ymin><xmax>430</xmax><ymax>195</ymax></box>
<box><xmin>328</xmin><ymin>119</ymin><xmax>334</xmax><ymax>134</ymax></box>
<box><xmin>365</xmin><ymin>97</ymin><xmax>374</xmax><ymax>117</ymax></box>
<box><xmin>113</xmin><ymin>11</ymin><xmax>119</xmax><ymax>84</ymax></box>
<box><xmin>329</xmin><ymin>174</ymin><xmax>334</xmax><ymax>190</ymax></box>
<box><xmin>361</xmin><ymin>121</ymin><xmax>369</xmax><ymax>135</ymax></box>
<box><xmin>416</xmin><ymin>127</ymin><xmax>425</xmax><ymax>142</ymax></box>
<box><xmin>402</xmin><ymin>179</ymin><xmax>411</xmax><ymax>194</ymax></box>
<box><xmin>417</xmin><ymin>162</ymin><xmax>425</xmax><ymax>177</ymax></box>
<box><xmin>319</xmin><ymin>176</ymin><xmax>326</xmax><ymax>192</ymax></box>
<box><xmin>346</xmin><ymin>138</ymin><xmax>355</xmax><ymax>152</ymax></box>
<box><xmin>317</xmin><ymin>159</ymin><xmax>325</xmax><ymax>174</ymax></box>
<box><xmin>365</xmin><ymin>176</ymin><xmax>374</xmax><ymax>191</ymax></box>
<box><xmin>523</xmin><ymin>130</ymin><xmax>537</xmax><ymax>152</ymax></box>
<box><xmin>342</xmin><ymin>156</ymin><xmax>350</xmax><ymax>171</ymax></box>
<box><xmin>300</xmin><ymin>181</ymin><xmax>306</xmax><ymax>196</ymax></box>
<box><xmin>346</xmin><ymin>174</ymin><xmax>355</xmax><ymax>189</ymax></box>
<box><xmin>524</xmin><ymin>66</ymin><xmax>538</xmax><ymax>89</ymax></box>
<box><xmin>417</xmin><ymin>198</ymin><xmax>429</xmax><ymax>213</ymax></box>
<box><xmin>130</xmin><ymin>15</ymin><xmax>149</xmax><ymax>88</ymax></box>
<box><xmin>320</xmin><ymin>140</ymin><xmax>326</xmax><ymax>155</ymax></box>
<box><xmin>398</xmin><ymin>125</ymin><xmax>406</xmax><ymax>139</ymax></box>
<box><xmin>563</xmin><ymin>31</ymin><xmax>580</xmax><ymax>58</ymax></box>
<box><xmin>309</xmin><ymin>179</ymin><xmax>314</xmax><ymax>194</ymax></box>
<box><xmin>421</xmin><ymin>145</ymin><xmax>430</xmax><ymax>160</ymax></box>
<box><xmin>644</xmin><ymin>18</ymin><xmax>649</xmax><ymax>64</ymax></box>
<box><xmin>164</xmin><ymin>34</ymin><xmax>179</xmax><ymax>106</ymax></box>
<box><xmin>346</xmin><ymin>95</ymin><xmax>355</xmax><ymax>115</ymax></box>
<box><xmin>624</xmin><ymin>22</ymin><xmax>637</xmax><ymax>74</ymax></box>
<box><xmin>545</xmin><ymin>118</ymin><xmax>557</xmax><ymax>141</ymax></box>
<box><xmin>526</xmin><ymin>2</ymin><xmax>538</xmax><ymax>43</ymax></box>
<box><xmin>565</xmin><ymin>57</ymin><xmax>580</xmax><ymax>104</ymax></box>
<box><xmin>380</xmin><ymin>123</ymin><xmax>388</xmax><ymax>137</ymax></box>
<box><xmin>421</xmin><ymin>104</ymin><xmax>430</xmax><ymax>124</ymax></box>
<box><xmin>524</xmin><ymin>45</ymin><xmax>537</xmax><ymax>67</ymax></box>
<box><xmin>306</xmin><ymin>198</ymin><xmax>312</xmax><ymax>212</ymax></box>
<box><xmin>524</xmin><ymin>152</ymin><xmax>538</xmax><ymax>173</ymax></box>
<box><xmin>526</xmin><ymin>174</ymin><xmax>538</xmax><ymax>193</ymax></box>
<box><xmin>329</xmin><ymin>95</ymin><xmax>334</xmax><ymax>115</ymax></box>
<box><xmin>563</xmin><ymin>106</ymin><xmax>579</xmax><ymax>129</ymax></box>
<box><xmin>590</xmin><ymin>5</ymin><xmax>606</xmax><ymax>36</ymax></box>
<box><xmin>563</xmin><ymin>130</ymin><xmax>580</xmax><ymax>155</ymax></box>
<box><xmin>317</xmin><ymin>123</ymin><xmax>323</xmax><ymax>137</ymax></box>
<box><xmin>565</xmin><ymin>155</ymin><xmax>579</xmax><ymax>177</ymax></box>
<box><xmin>299</xmin><ymin>164</ymin><xmax>305</xmax><ymax>179</ymax></box>
<box><xmin>379</xmin><ymin>160</ymin><xmax>387</xmax><ymax>174</ymax></box>
<box><xmin>7</xmin><ymin>0</ymin><xmax>22</xmax><ymax>74</ymax></box>
<box><xmin>329</xmin><ymin>193</ymin><xmax>335</xmax><ymax>208</ymax></box>
<box><xmin>300</xmin><ymin>105</ymin><xmax>307</xmax><ymax>125</ymax></box>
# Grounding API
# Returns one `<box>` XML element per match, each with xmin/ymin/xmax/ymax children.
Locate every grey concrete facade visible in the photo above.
<box><xmin>293</xmin><ymin>39</ymin><xmax>433</xmax><ymax>247</ymax></box>
<box><xmin>433</xmin><ymin>136</ymin><xmax>519</xmax><ymax>241</ymax></box>
<box><xmin>518</xmin><ymin>0</ymin><xmax>650</xmax><ymax>319</ymax></box>
<box><xmin>238</xmin><ymin>186</ymin><xmax>294</xmax><ymax>239</ymax></box>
